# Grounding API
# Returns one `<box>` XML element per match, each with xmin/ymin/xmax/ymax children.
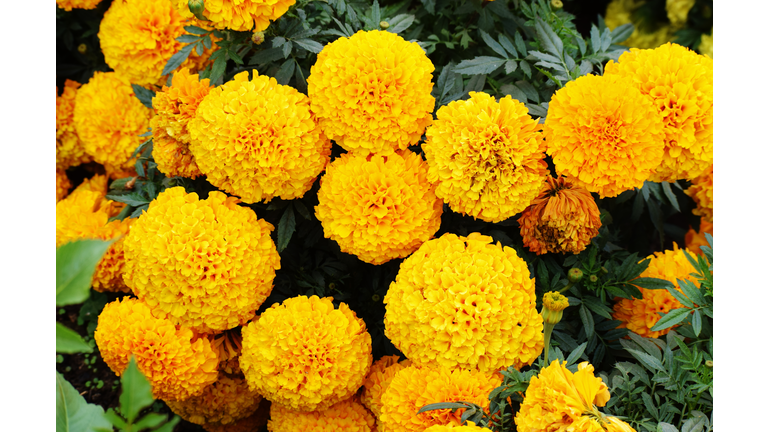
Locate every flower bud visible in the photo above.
<box><xmin>589</xmin><ymin>275</ymin><xmax>598</xmax><ymax>283</ymax></box>
<box><xmin>379</xmin><ymin>21</ymin><xmax>389</xmax><ymax>29</ymax></box>
<box><xmin>568</xmin><ymin>268</ymin><xmax>583</xmax><ymax>283</ymax></box>
<box><xmin>77</xmin><ymin>44</ymin><xmax>88</xmax><ymax>54</ymax></box>
<box><xmin>600</xmin><ymin>266</ymin><xmax>608</xmax><ymax>275</ymax></box>
<box><xmin>188</xmin><ymin>0</ymin><xmax>207</xmax><ymax>21</ymax></box>
<box><xmin>551</xmin><ymin>0</ymin><xmax>563</xmax><ymax>10</ymax></box>
<box><xmin>251</xmin><ymin>31</ymin><xmax>265</xmax><ymax>45</ymax></box>
<box><xmin>705</xmin><ymin>360</ymin><xmax>713</xmax><ymax>368</ymax></box>
<box><xmin>542</xmin><ymin>291</ymin><xmax>569</xmax><ymax>325</ymax></box>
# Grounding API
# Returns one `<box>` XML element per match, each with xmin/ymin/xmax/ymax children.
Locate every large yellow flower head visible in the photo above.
<box><xmin>384</xmin><ymin>233</ymin><xmax>544</xmax><ymax>372</ymax></box>
<box><xmin>315</xmin><ymin>150</ymin><xmax>443</xmax><ymax>265</ymax></box>
<box><xmin>189</xmin><ymin>71</ymin><xmax>331</xmax><ymax>203</ymax></box>
<box><xmin>379</xmin><ymin>364</ymin><xmax>502</xmax><ymax>432</ymax></box>
<box><xmin>308</xmin><ymin>30</ymin><xmax>435</xmax><ymax>155</ymax></box>
<box><xmin>424</xmin><ymin>91</ymin><xmax>548</xmax><ymax>222</ymax></box>
<box><xmin>56</xmin><ymin>0</ymin><xmax>103</xmax><ymax>11</ymax></box>
<box><xmin>612</xmin><ymin>246</ymin><xmax>697</xmax><ymax>338</ymax></box>
<box><xmin>544</xmin><ymin>74</ymin><xmax>664</xmax><ymax>198</ymax></box>
<box><xmin>74</xmin><ymin>72</ymin><xmax>151</xmax><ymax>175</ymax></box>
<box><xmin>604</xmin><ymin>43</ymin><xmax>713</xmax><ymax>182</ymax></box>
<box><xmin>56</xmin><ymin>169</ymin><xmax>72</xmax><ymax>203</ymax></box>
<box><xmin>518</xmin><ymin>176</ymin><xmax>602</xmax><ymax>255</ymax></box>
<box><xmin>95</xmin><ymin>297</ymin><xmax>219</xmax><ymax>401</ymax></box>
<box><xmin>268</xmin><ymin>396</ymin><xmax>376</xmax><ymax>432</ymax></box>
<box><xmin>123</xmin><ymin>187</ymin><xmax>281</xmax><ymax>333</ymax></box>
<box><xmin>151</xmin><ymin>68</ymin><xmax>212</xmax><ymax>179</ymax></box>
<box><xmin>686</xmin><ymin>164</ymin><xmax>713</xmax><ymax>223</ymax></box>
<box><xmin>361</xmin><ymin>355</ymin><xmax>413</xmax><ymax>419</ymax></box>
<box><xmin>171</xmin><ymin>0</ymin><xmax>295</xmax><ymax>32</ymax></box>
<box><xmin>240</xmin><ymin>296</ymin><xmax>373</xmax><ymax>412</ymax></box>
<box><xmin>166</xmin><ymin>375</ymin><xmax>262</xmax><ymax>426</ymax></box>
<box><xmin>57</xmin><ymin>80</ymin><xmax>92</xmax><ymax>170</ymax></box>
<box><xmin>685</xmin><ymin>219</ymin><xmax>713</xmax><ymax>256</ymax></box>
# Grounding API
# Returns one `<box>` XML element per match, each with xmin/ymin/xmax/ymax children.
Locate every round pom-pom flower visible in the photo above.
<box><xmin>379</xmin><ymin>364</ymin><xmax>502</xmax><ymax>432</ymax></box>
<box><xmin>57</xmin><ymin>80</ymin><xmax>91</xmax><ymax>170</ymax></box>
<box><xmin>74</xmin><ymin>72</ymin><xmax>151</xmax><ymax>175</ymax></box>
<box><xmin>308</xmin><ymin>30</ymin><xmax>435</xmax><ymax>155</ymax></box>
<box><xmin>268</xmin><ymin>396</ymin><xmax>376</xmax><ymax>432</ymax></box>
<box><xmin>315</xmin><ymin>150</ymin><xmax>443</xmax><ymax>265</ymax></box>
<box><xmin>544</xmin><ymin>74</ymin><xmax>664</xmax><ymax>198</ymax></box>
<box><xmin>604</xmin><ymin>43</ymin><xmax>713</xmax><ymax>182</ymax></box>
<box><xmin>95</xmin><ymin>297</ymin><xmax>219</xmax><ymax>401</ymax></box>
<box><xmin>424</xmin><ymin>91</ymin><xmax>548</xmax><ymax>222</ymax></box>
<box><xmin>171</xmin><ymin>0</ymin><xmax>295</xmax><ymax>32</ymax></box>
<box><xmin>384</xmin><ymin>233</ymin><xmax>544</xmax><ymax>372</ymax></box>
<box><xmin>240</xmin><ymin>296</ymin><xmax>373</xmax><ymax>412</ymax></box>
<box><xmin>123</xmin><ymin>187</ymin><xmax>281</xmax><ymax>333</ymax></box>
<box><xmin>612</xmin><ymin>246</ymin><xmax>697</xmax><ymax>338</ymax></box>
<box><xmin>685</xmin><ymin>164</ymin><xmax>713</xmax><ymax>223</ymax></box>
<box><xmin>56</xmin><ymin>169</ymin><xmax>72</xmax><ymax>202</ymax></box>
<box><xmin>151</xmin><ymin>68</ymin><xmax>212</xmax><ymax>179</ymax></box>
<box><xmin>518</xmin><ymin>176</ymin><xmax>602</xmax><ymax>255</ymax></box>
<box><xmin>189</xmin><ymin>71</ymin><xmax>331</xmax><ymax>203</ymax></box>
<box><xmin>361</xmin><ymin>355</ymin><xmax>412</xmax><ymax>420</ymax></box>
<box><xmin>166</xmin><ymin>375</ymin><xmax>262</xmax><ymax>426</ymax></box>
<box><xmin>57</xmin><ymin>0</ymin><xmax>103</xmax><ymax>11</ymax></box>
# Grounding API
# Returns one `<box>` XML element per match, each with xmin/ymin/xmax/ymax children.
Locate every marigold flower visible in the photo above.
<box><xmin>425</xmin><ymin>422</ymin><xmax>492</xmax><ymax>432</ymax></box>
<box><xmin>384</xmin><ymin>233</ymin><xmax>544</xmax><ymax>372</ymax></box>
<box><xmin>240</xmin><ymin>296</ymin><xmax>373</xmax><ymax>412</ymax></box>
<box><xmin>189</xmin><ymin>71</ymin><xmax>330</xmax><ymax>203</ymax></box>
<box><xmin>211</xmin><ymin>330</ymin><xmax>244</xmax><ymax>375</ymax></box>
<box><xmin>123</xmin><ymin>187</ymin><xmax>281</xmax><ymax>333</ymax></box>
<box><xmin>74</xmin><ymin>72</ymin><xmax>151</xmax><ymax>175</ymax></box>
<box><xmin>166</xmin><ymin>375</ymin><xmax>262</xmax><ymax>426</ymax></box>
<box><xmin>604</xmin><ymin>43</ymin><xmax>713</xmax><ymax>182</ymax></box>
<box><xmin>424</xmin><ymin>91</ymin><xmax>547</xmax><ymax>222</ymax></box>
<box><xmin>171</xmin><ymin>0</ymin><xmax>295</xmax><ymax>32</ymax></box>
<box><xmin>612</xmin><ymin>246</ymin><xmax>697</xmax><ymax>338</ymax></box>
<box><xmin>544</xmin><ymin>74</ymin><xmax>664</xmax><ymax>198</ymax></box>
<box><xmin>685</xmin><ymin>220</ymin><xmax>713</xmax><ymax>255</ymax></box>
<box><xmin>268</xmin><ymin>396</ymin><xmax>376</xmax><ymax>432</ymax></box>
<box><xmin>308</xmin><ymin>30</ymin><xmax>435</xmax><ymax>155</ymax></box>
<box><xmin>361</xmin><ymin>355</ymin><xmax>412</xmax><ymax>419</ymax></box>
<box><xmin>315</xmin><ymin>150</ymin><xmax>443</xmax><ymax>264</ymax></box>
<box><xmin>57</xmin><ymin>80</ymin><xmax>92</xmax><ymax>170</ymax></box>
<box><xmin>56</xmin><ymin>0</ymin><xmax>103</xmax><ymax>11</ymax></box>
<box><xmin>685</xmin><ymin>164</ymin><xmax>713</xmax><ymax>223</ymax></box>
<box><xmin>56</xmin><ymin>169</ymin><xmax>72</xmax><ymax>203</ymax></box>
<box><xmin>542</xmin><ymin>292</ymin><xmax>569</xmax><ymax>324</ymax></box>
<box><xmin>699</xmin><ymin>29</ymin><xmax>713</xmax><ymax>58</ymax></box>
<box><xmin>379</xmin><ymin>364</ymin><xmax>502</xmax><ymax>432</ymax></box>
<box><xmin>203</xmin><ymin>400</ymin><xmax>271</xmax><ymax>432</ymax></box>
<box><xmin>518</xmin><ymin>176</ymin><xmax>601</xmax><ymax>255</ymax></box>
<box><xmin>95</xmin><ymin>297</ymin><xmax>219</xmax><ymax>401</ymax></box>
<box><xmin>666</xmin><ymin>0</ymin><xmax>695</xmax><ymax>27</ymax></box>
<box><xmin>151</xmin><ymin>68</ymin><xmax>212</xmax><ymax>179</ymax></box>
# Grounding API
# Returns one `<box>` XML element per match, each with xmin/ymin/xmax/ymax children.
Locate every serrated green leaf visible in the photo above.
<box><xmin>293</xmin><ymin>201</ymin><xmax>312</xmax><ymax>220</ymax></box>
<box><xmin>661</xmin><ymin>181</ymin><xmax>681</xmax><ymax>212</ymax></box>
<box><xmin>650</xmin><ymin>308</ymin><xmax>691</xmax><ymax>332</ymax></box>
<box><xmin>387</xmin><ymin>14</ymin><xmax>415</xmax><ymax>34</ymax></box>
<box><xmin>184</xmin><ymin>25</ymin><xmax>209</xmax><ymax>35</ymax></box>
<box><xmin>162</xmin><ymin>43</ymin><xmax>194</xmax><ymax>76</ymax></box>
<box><xmin>565</xmin><ymin>342</ymin><xmax>588</xmax><ymax>365</ymax></box>
<box><xmin>505</xmin><ymin>60</ymin><xmax>518</xmax><ymax>74</ymax></box>
<box><xmin>120</xmin><ymin>357</ymin><xmax>155</xmax><ymax>424</ymax></box>
<box><xmin>293</xmin><ymin>38</ymin><xmax>324</xmax><ymax>53</ymax></box>
<box><xmin>515</xmin><ymin>80</ymin><xmax>539</xmax><ymax>103</ymax></box>
<box><xmin>417</xmin><ymin>402</ymin><xmax>468</xmax><ymax>414</ymax></box>
<box><xmin>498</xmin><ymin>34</ymin><xmax>518</xmax><ymax>57</ymax></box>
<box><xmin>519</xmin><ymin>60</ymin><xmax>532</xmax><ymax>77</ymax></box>
<box><xmin>665</xmin><ymin>286</ymin><xmax>695</xmax><ymax>308</ymax></box>
<box><xmin>371</xmin><ymin>0</ymin><xmax>381</xmax><ymax>28</ymax></box>
<box><xmin>612</xmin><ymin>23</ymin><xmax>634</xmax><ymax>43</ymax></box>
<box><xmin>281</xmin><ymin>40</ymin><xmax>293</xmax><ymax>58</ymax></box>
<box><xmin>465</xmin><ymin>74</ymin><xmax>486</xmax><ymax>92</ymax></box>
<box><xmin>500</xmin><ymin>83</ymin><xmax>527</xmax><ymax>102</ymax></box>
<box><xmin>56</xmin><ymin>323</ymin><xmax>93</xmax><ymax>354</ymax></box>
<box><xmin>275</xmin><ymin>59</ymin><xmax>295</xmax><ymax>85</ymax></box>
<box><xmin>131</xmin><ymin>85</ymin><xmax>155</xmax><ymax>110</ymax></box>
<box><xmin>678</xmin><ymin>279</ymin><xmax>705</xmax><ymax>306</ymax></box>
<box><xmin>130</xmin><ymin>204</ymin><xmax>149</xmax><ymax>219</ymax></box>
<box><xmin>632</xmin><ymin>277</ymin><xmax>675</xmax><ymax>290</ymax></box>
<box><xmin>626</xmin><ymin>348</ymin><xmax>665</xmax><ymax>372</ymax></box>
<box><xmin>582</xmin><ymin>297</ymin><xmax>614</xmax><ymax>320</ymax></box>
<box><xmin>454</xmin><ymin>56</ymin><xmax>506</xmax><ymax>75</ymax></box>
<box><xmin>535</xmin><ymin>17</ymin><xmax>563</xmax><ymax>57</ymax></box>
<box><xmin>277</xmin><ymin>206</ymin><xmax>296</xmax><ymax>252</ymax></box>
<box><xmin>57</xmin><ymin>239</ymin><xmax>115</xmax><ymax>306</ymax></box>
<box><xmin>479</xmin><ymin>30</ymin><xmax>508</xmax><ymax>58</ymax></box>
<box><xmin>579</xmin><ymin>304</ymin><xmax>594</xmax><ymax>339</ymax></box>
<box><xmin>56</xmin><ymin>372</ymin><xmax>112</xmax><ymax>432</ymax></box>
<box><xmin>106</xmin><ymin>192</ymin><xmax>149</xmax><ymax>207</ymax></box>
<box><xmin>175</xmin><ymin>34</ymin><xmax>200</xmax><ymax>43</ymax></box>
<box><xmin>691</xmin><ymin>309</ymin><xmax>702</xmax><ymax>336</ymax></box>
<box><xmin>227</xmin><ymin>48</ymin><xmax>244</xmax><ymax>65</ymax></box>
<box><xmin>249</xmin><ymin>47</ymin><xmax>285</xmax><ymax>65</ymax></box>
<box><xmin>209</xmin><ymin>54</ymin><xmax>227</xmax><ymax>83</ymax></box>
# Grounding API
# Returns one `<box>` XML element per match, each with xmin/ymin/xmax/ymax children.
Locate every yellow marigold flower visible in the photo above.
<box><xmin>240</xmin><ymin>296</ymin><xmax>373</xmax><ymax>412</ymax></box>
<box><xmin>424</xmin><ymin>91</ymin><xmax>548</xmax><ymax>222</ymax></box>
<box><xmin>211</xmin><ymin>330</ymin><xmax>244</xmax><ymax>375</ymax></box>
<box><xmin>666</xmin><ymin>0</ymin><xmax>695</xmax><ymax>27</ymax></box>
<box><xmin>56</xmin><ymin>169</ymin><xmax>72</xmax><ymax>203</ymax></box>
<box><xmin>123</xmin><ymin>187</ymin><xmax>281</xmax><ymax>333</ymax></box>
<box><xmin>612</xmin><ymin>246</ymin><xmax>697</xmax><ymax>338</ymax></box>
<box><xmin>308</xmin><ymin>30</ymin><xmax>435</xmax><ymax>155</ymax></box>
<box><xmin>361</xmin><ymin>355</ymin><xmax>412</xmax><ymax>420</ymax></box>
<box><xmin>56</xmin><ymin>0</ymin><xmax>103</xmax><ymax>11</ymax></box>
<box><xmin>699</xmin><ymin>29</ymin><xmax>713</xmax><ymax>58</ymax></box>
<box><xmin>384</xmin><ymin>233</ymin><xmax>544</xmax><ymax>372</ymax></box>
<box><xmin>171</xmin><ymin>0</ymin><xmax>295</xmax><ymax>32</ymax></box>
<box><xmin>379</xmin><ymin>364</ymin><xmax>502</xmax><ymax>432</ymax></box>
<box><xmin>268</xmin><ymin>396</ymin><xmax>376</xmax><ymax>432</ymax></box>
<box><xmin>515</xmin><ymin>360</ymin><xmax>619</xmax><ymax>432</ymax></box>
<box><xmin>604</xmin><ymin>43</ymin><xmax>713</xmax><ymax>182</ymax></box>
<box><xmin>606</xmin><ymin>417</ymin><xmax>637</xmax><ymax>432</ymax></box>
<box><xmin>315</xmin><ymin>150</ymin><xmax>443</xmax><ymax>265</ymax></box>
<box><xmin>74</xmin><ymin>72</ymin><xmax>151</xmax><ymax>174</ymax></box>
<box><xmin>425</xmin><ymin>422</ymin><xmax>492</xmax><ymax>432</ymax></box>
<box><xmin>95</xmin><ymin>297</ymin><xmax>219</xmax><ymax>401</ymax></box>
<box><xmin>685</xmin><ymin>164</ymin><xmax>713</xmax><ymax>223</ymax></box>
<box><xmin>189</xmin><ymin>71</ymin><xmax>331</xmax><ymax>203</ymax></box>
<box><xmin>518</xmin><ymin>176</ymin><xmax>601</xmax><ymax>255</ymax></box>
<box><xmin>685</xmin><ymin>219</ymin><xmax>713</xmax><ymax>255</ymax></box>
<box><xmin>151</xmin><ymin>68</ymin><xmax>212</xmax><ymax>179</ymax></box>
<box><xmin>544</xmin><ymin>74</ymin><xmax>664</xmax><ymax>198</ymax></box>
<box><xmin>57</xmin><ymin>80</ymin><xmax>92</xmax><ymax>170</ymax></box>
<box><xmin>543</xmin><ymin>292</ymin><xmax>569</xmax><ymax>325</ymax></box>
<box><xmin>167</xmin><ymin>375</ymin><xmax>262</xmax><ymax>426</ymax></box>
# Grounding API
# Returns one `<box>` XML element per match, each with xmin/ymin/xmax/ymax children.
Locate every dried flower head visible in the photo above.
<box><xmin>315</xmin><ymin>150</ymin><xmax>443</xmax><ymax>264</ymax></box>
<box><xmin>308</xmin><ymin>30</ymin><xmax>435</xmax><ymax>155</ymax></box>
<box><xmin>56</xmin><ymin>169</ymin><xmax>72</xmax><ymax>203</ymax></box>
<box><xmin>361</xmin><ymin>355</ymin><xmax>412</xmax><ymax>419</ymax></box>
<box><xmin>57</xmin><ymin>80</ymin><xmax>91</xmax><ymax>170</ymax></box>
<box><xmin>685</xmin><ymin>164</ymin><xmax>713</xmax><ymax>223</ymax></box>
<box><xmin>384</xmin><ymin>233</ymin><xmax>544</xmax><ymax>372</ymax></box>
<box><xmin>685</xmin><ymin>220</ymin><xmax>713</xmax><ymax>256</ymax></box>
<box><xmin>95</xmin><ymin>297</ymin><xmax>219</xmax><ymax>401</ymax></box>
<box><xmin>123</xmin><ymin>187</ymin><xmax>281</xmax><ymax>333</ymax></box>
<box><xmin>240</xmin><ymin>296</ymin><xmax>373</xmax><ymax>412</ymax></box>
<box><xmin>171</xmin><ymin>0</ymin><xmax>295</xmax><ymax>32</ymax></box>
<box><xmin>268</xmin><ymin>396</ymin><xmax>376</xmax><ymax>432</ymax></box>
<box><xmin>166</xmin><ymin>375</ymin><xmax>262</xmax><ymax>426</ymax></box>
<box><xmin>424</xmin><ymin>91</ymin><xmax>548</xmax><ymax>222</ymax></box>
<box><xmin>56</xmin><ymin>0</ymin><xmax>103</xmax><ymax>11</ymax></box>
<box><xmin>189</xmin><ymin>71</ymin><xmax>330</xmax><ymax>203</ymax></box>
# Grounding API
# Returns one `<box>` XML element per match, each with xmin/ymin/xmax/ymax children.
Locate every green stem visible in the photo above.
<box><xmin>543</xmin><ymin>322</ymin><xmax>555</xmax><ymax>365</ymax></box>
<box><xmin>559</xmin><ymin>279</ymin><xmax>575</xmax><ymax>294</ymax></box>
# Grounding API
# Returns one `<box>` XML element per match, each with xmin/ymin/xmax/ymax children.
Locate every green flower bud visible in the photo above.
<box><xmin>551</xmin><ymin>0</ymin><xmax>563</xmax><ymax>10</ymax></box>
<box><xmin>252</xmin><ymin>31</ymin><xmax>265</xmax><ymax>45</ymax></box>
<box><xmin>589</xmin><ymin>275</ymin><xmax>598</xmax><ymax>283</ymax></box>
<box><xmin>77</xmin><ymin>44</ymin><xmax>87</xmax><ymax>54</ymax></box>
<box><xmin>542</xmin><ymin>291</ymin><xmax>569</xmax><ymax>325</ymax></box>
<box><xmin>568</xmin><ymin>268</ymin><xmax>583</xmax><ymax>283</ymax></box>
<box><xmin>188</xmin><ymin>0</ymin><xmax>207</xmax><ymax>21</ymax></box>
<box><xmin>705</xmin><ymin>360</ymin><xmax>713</xmax><ymax>367</ymax></box>
<box><xmin>379</xmin><ymin>21</ymin><xmax>390</xmax><ymax>29</ymax></box>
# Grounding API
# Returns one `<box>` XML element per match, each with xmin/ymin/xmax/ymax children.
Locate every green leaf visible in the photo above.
<box><xmin>227</xmin><ymin>48</ymin><xmax>244</xmax><ymax>65</ymax></box>
<box><xmin>632</xmin><ymin>277</ymin><xmax>675</xmax><ymax>290</ymax></box>
<box><xmin>162</xmin><ymin>43</ymin><xmax>194</xmax><ymax>76</ymax></box>
<box><xmin>210</xmin><ymin>54</ymin><xmax>227</xmax><ymax>83</ymax></box>
<box><xmin>103</xmin><ymin>408</ymin><xmax>126</xmax><ymax>430</ymax></box>
<box><xmin>175</xmin><ymin>34</ymin><xmax>200</xmax><ymax>43</ymax></box>
<box><xmin>500</xmin><ymin>83</ymin><xmax>527</xmax><ymax>102</ymax></box>
<box><xmin>151</xmin><ymin>416</ymin><xmax>181</xmax><ymax>432</ymax></box>
<box><xmin>57</xmin><ymin>239</ymin><xmax>115</xmax><ymax>306</ymax></box>
<box><xmin>565</xmin><ymin>342</ymin><xmax>588</xmax><ymax>365</ymax></box>
<box><xmin>505</xmin><ymin>60</ymin><xmax>518</xmax><ymax>74</ymax></box>
<box><xmin>106</xmin><ymin>192</ymin><xmax>149</xmax><ymax>207</ymax></box>
<box><xmin>454</xmin><ymin>56</ymin><xmax>506</xmax><ymax>75</ymax></box>
<box><xmin>417</xmin><ymin>402</ymin><xmax>468</xmax><ymax>414</ymax></box>
<box><xmin>665</xmin><ymin>285</ymin><xmax>695</xmax><ymax>309</ymax></box>
<box><xmin>281</xmin><ymin>40</ymin><xmax>293</xmax><ymax>58</ymax></box>
<box><xmin>56</xmin><ymin>372</ymin><xmax>112</xmax><ymax>432</ymax></box>
<box><xmin>626</xmin><ymin>348</ymin><xmax>665</xmax><ymax>372</ymax></box>
<box><xmin>514</xmin><ymin>31</ymin><xmax>527</xmax><ymax>56</ymax></box>
<box><xmin>131</xmin><ymin>85</ymin><xmax>155</xmax><ymax>110</ymax></box>
<box><xmin>293</xmin><ymin>38</ymin><xmax>324</xmax><ymax>54</ymax></box>
<box><xmin>249</xmin><ymin>47</ymin><xmax>285</xmax><ymax>65</ymax></box>
<box><xmin>579</xmin><ymin>304</ymin><xmax>594</xmax><ymax>339</ymax></box>
<box><xmin>535</xmin><ymin>17</ymin><xmax>563</xmax><ymax>57</ymax></box>
<box><xmin>465</xmin><ymin>74</ymin><xmax>486</xmax><ymax>93</ymax></box>
<box><xmin>612</xmin><ymin>23</ymin><xmax>634</xmax><ymax>43</ymax></box>
<box><xmin>120</xmin><ymin>357</ymin><xmax>155</xmax><ymax>424</ymax></box>
<box><xmin>657</xmin><ymin>422</ymin><xmax>680</xmax><ymax>432</ymax></box>
<box><xmin>678</xmin><ymin>279</ymin><xmax>705</xmax><ymax>306</ymax></box>
<box><xmin>498</xmin><ymin>34</ymin><xmax>518</xmax><ymax>57</ymax></box>
<box><xmin>293</xmin><ymin>201</ymin><xmax>312</xmax><ymax>220</ymax></box>
<box><xmin>184</xmin><ymin>25</ymin><xmax>209</xmax><ymax>35</ymax></box>
<box><xmin>650</xmin><ymin>308</ymin><xmax>691</xmax><ymax>332</ymax></box>
<box><xmin>479</xmin><ymin>30</ymin><xmax>508</xmax><ymax>58</ymax></box>
<box><xmin>661</xmin><ymin>181</ymin><xmax>681</xmax><ymax>212</ymax></box>
<box><xmin>277</xmin><ymin>206</ymin><xmax>296</xmax><ymax>252</ymax></box>
<box><xmin>642</xmin><ymin>392</ymin><xmax>659</xmax><ymax>420</ymax></box>
<box><xmin>56</xmin><ymin>323</ymin><xmax>93</xmax><ymax>354</ymax></box>
<box><xmin>582</xmin><ymin>297</ymin><xmax>614</xmax><ymax>320</ymax></box>
<box><xmin>275</xmin><ymin>59</ymin><xmax>296</xmax><ymax>85</ymax></box>
<box><xmin>371</xmin><ymin>0</ymin><xmax>381</xmax><ymax>28</ymax></box>
<box><xmin>691</xmin><ymin>309</ymin><xmax>702</xmax><ymax>337</ymax></box>
<box><xmin>386</xmin><ymin>14</ymin><xmax>415</xmax><ymax>34</ymax></box>
<box><xmin>132</xmin><ymin>413</ymin><xmax>168</xmax><ymax>430</ymax></box>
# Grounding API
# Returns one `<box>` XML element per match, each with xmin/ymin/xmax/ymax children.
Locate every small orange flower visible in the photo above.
<box><xmin>268</xmin><ymin>396</ymin><xmax>376</xmax><ymax>432</ymax></box>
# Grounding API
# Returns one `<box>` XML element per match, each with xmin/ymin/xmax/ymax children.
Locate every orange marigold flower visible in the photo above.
<box><xmin>57</xmin><ymin>80</ymin><xmax>92</xmax><ymax>170</ymax></box>
<box><xmin>268</xmin><ymin>396</ymin><xmax>376</xmax><ymax>432</ymax></box>
<box><xmin>544</xmin><ymin>74</ymin><xmax>664</xmax><ymax>198</ymax></box>
<box><xmin>240</xmin><ymin>296</ymin><xmax>373</xmax><ymax>412</ymax></box>
<box><xmin>361</xmin><ymin>355</ymin><xmax>412</xmax><ymax>419</ymax></box>
<box><xmin>685</xmin><ymin>219</ymin><xmax>713</xmax><ymax>255</ymax></box>
<box><xmin>171</xmin><ymin>0</ymin><xmax>295</xmax><ymax>32</ymax></box>
<box><xmin>211</xmin><ymin>330</ymin><xmax>245</xmax><ymax>375</ymax></box>
<box><xmin>123</xmin><ymin>187</ymin><xmax>281</xmax><ymax>333</ymax></box>
<box><xmin>518</xmin><ymin>176</ymin><xmax>602</xmax><ymax>255</ymax></box>
<box><xmin>685</xmin><ymin>164</ymin><xmax>713</xmax><ymax>223</ymax></box>
<box><xmin>74</xmin><ymin>72</ymin><xmax>151</xmax><ymax>174</ymax></box>
<box><xmin>151</xmin><ymin>68</ymin><xmax>212</xmax><ymax>179</ymax></box>
<box><xmin>604</xmin><ymin>43</ymin><xmax>713</xmax><ymax>182</ymax></box>
<box><xmin>424</xmin><ymin>91</ymin><xmax>547</xmax><ymax>222</ymax></box>
<box><xmin>425</xmin><ymin>422</ymin><xmax>493</xmax><ymax>432</ymax></box>
<box><xmin>612</xmin><ymin>246</ymin><xmax>697</xmax><ymax>338</ymax></box>
<box><xmin>379</xmin><ymin>364</ymin><xmax>502</xmax><ymax>432</ymax></box>
<box><xmin>315</xmin><ymin>150</ymin><xmax>443</xmax><ymax>265</ymax></box>
<box><xmin>384</xmin><ymin>233</ymin><xmax>544</xmax><ymax>372</ymax></box>
<box><xmin>56</xmin><ymin>0</ymin><xmax>103</xmax><ymax>11</ymax></box>
<box><xmin>56</xmin><ymin>169</ymin><xmax>72</xmax><ymax>202</ymax></box>
<box><xmin>308</xmin><ymin>30</ymin><xmax>435</xmax><ymax>155</ymax></box>
<box><xmin>189</xmin><ymin>71</ymin><xmax>331</xmax><ymax>203</ymax></box>
<box><xmin>166</xmin><ymin>375</ymin><xmax>262</xmax><ymax>426</ymax></box>
<box><xmin>95</xmin><ymin>297</ymin><xmax>219</xmax><ymax>401</ymax></box>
